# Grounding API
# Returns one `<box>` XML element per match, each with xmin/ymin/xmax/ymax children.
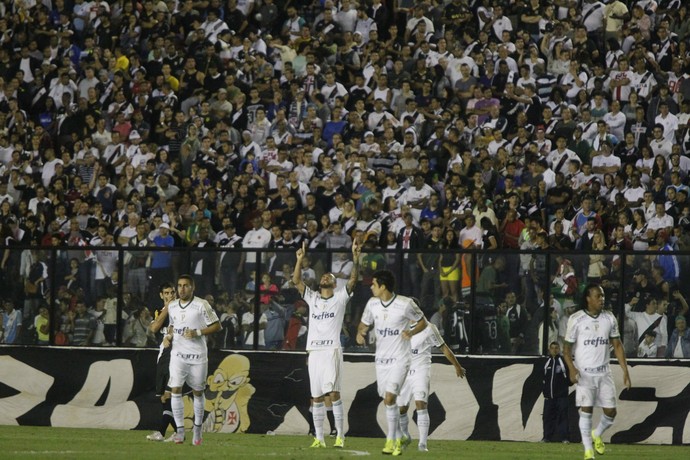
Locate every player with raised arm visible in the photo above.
<box><xmin>398</xmin><ymin>318</ymin><xmax>466</xmax><ymax>452</ymax></box>
<box><xmin>167</xmin><ymin>274</ymin><xmax>221</xmax><ymax>446</ymax></box>
<box><xmin>293</xmin><ymin>239</ymin><xmax>361</xmax><ymax>449</ymax></box>
<box><xmin>146</xmin><ymin>282</ymin><xmax>178</xmax><ymax>442</ymax></box>
<box><xmin>357</xmin><ymin>270</ymin><xmax>428</xmax><ymax>456</ymax></box>
<box><xmin>563</xmin><ymin>284</ymin><xmax>631</xmax><ymax>460</ymax></box>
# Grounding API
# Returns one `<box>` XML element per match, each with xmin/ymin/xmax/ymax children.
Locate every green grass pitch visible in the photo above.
<box><xmin>0</xmin><ymin>426</ymin><xmax>685</xmax><ymax>459</ymax></box>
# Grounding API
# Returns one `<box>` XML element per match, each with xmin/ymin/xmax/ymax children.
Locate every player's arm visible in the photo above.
<box><xmin>183</xmin><ymin>321</ymin><xmax>221</xmax><ymax>338</ymax></box>
<box><xmin>611</xmin><ymin>337</ymin><xmax>632</xmax><ymax>390</ymax></box>
<box><xmin>292</xmin><ymin>241</ymin><xmax>306</xmax><ymax>296</ymax></box>
<box><xmin>356</xmin><ymin>321</ymin><xmax>370</xmax><ymax>345</ymax></box>
<box><xmin>562</xmin><ymin>341</ymin><xmax>579</xmax><ymax>384</ymax></box>
<box><xmin>346</xmin><ymin>239</ymin><xmax>361</xmax><ymax>295</ymax></box>
<box><xmin>440</xmin><ymin>343</ymin><xmax>466</xmax><ymax>378</ymax></box>
<box><xmin>149</xmin><ymin>303</ymin><xmax>169</xmax><ymax>334</ymax></box>
<box><xmin>402</xmin><ymin>316</ymin><xmax>427</xmax><ymax>340</ymax></box>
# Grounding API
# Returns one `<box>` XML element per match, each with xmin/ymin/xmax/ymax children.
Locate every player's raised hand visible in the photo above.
<box><xmin>352</xmin><ymin>237</ymin><xmax>361</xmax><ymax>257</ymax></box>
<box><xmin>296</xmin><ymin>241</ymin><xmax>306</xmax><ymax>259</ymax></box>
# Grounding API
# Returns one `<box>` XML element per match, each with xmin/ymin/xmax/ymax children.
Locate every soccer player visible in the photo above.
<box><xmin>564</xmin><ymin>284</ymin><xmax>631</xmax><ymax>460</ymax></box>
<box><xmin>398</xmin><ymin>320</ymin><xmax>466</xmax><ymax>452</ymax></box>
<box><xmin>293</xmin><ymin>239</ymin><xmax>361</xmax><ymax>449</ymax></box>
<box><xmin>357</xmin><ymin>270</ymin><xmax>428</xmax><ymax>456</ymax></box>
<box><xmin>146</xmin><ymin>283</ymin><xmax>178</xmax><ymax>442</ymax></box>
<box><xmin>167</xmin><ymin>275</ymin><xmax>221</xmax><ymax>445</ymax></box>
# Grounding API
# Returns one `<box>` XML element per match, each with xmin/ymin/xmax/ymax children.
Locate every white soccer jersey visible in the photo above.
<box><xmin>168</xmin><ymin>296</ymin><xmax>219</xmax><ymax>364</ymax></box>
<box><xmin>410</xmin><ymin>322</ymin><xmax>444</xmax><ymax>371</ymax></box>
<box><xmin>565</xmin><ymin>309</ymin><xmax>620</xmax><ymax>375</ymax></box>
<box><xmin>303</xmin><ymin>285</ymin><xmax>352</xmax><ymax>351</ymax></box>
<box><xmin>361</xmin><ymin>294</ymin><xmax>424</xmax><ymax>366</ymax></box>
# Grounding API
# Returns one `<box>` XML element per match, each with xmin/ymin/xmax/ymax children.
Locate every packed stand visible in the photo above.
<box><xmin>0</xmin><ymin>0</ymin><xmax>689</xmax><ymax>357</ymax></box>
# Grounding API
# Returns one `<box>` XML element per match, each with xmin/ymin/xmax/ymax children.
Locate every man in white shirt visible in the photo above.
<box><xmin>357</xmin><ymin>270</ymin><xmax>427</xmax><ymax>456</ymax></box>
<box><xmin>591</xmin><ymin>142</ymin><xmax>621</xmax><ymax>181</ymax></box>
<box><xmin>293</xmin><ymin>241</ymin><xmax>360</xmax><ymax>449</ymax></box>
<box><xmin>564</xmin><ymin>284</ymin><xmax>631</xmax><ymax>460</ymax></box>
<box><xmin>654</xmin><ymin>102</ymin><xmax>679</xmax><ymax>143</ymax></box>
<box><xmin>167</xmin><ymin>275</ymin><xmax>221</xmax><ymax>445</ymax></box>
<box><xmin>647</xmin><ymin>202</ymin><xmax>674</xmax><ymax>232</ymax></box>
<box><xmin>547</xmin><ymin>136</ymin><xmax>578</xmax><ymax>176</ymax></box>
<box><xmin>242</xmin><ymin>217</ymin><xmax>271</xmax><ymax>273</ymax></box>
<box><xmin>607</xmin><ymin>56</ymin><xmax>633</xmax><ymax>103</ymax></box>
<box><xmin>602</xmin><ymin>101</ymin><xmax>627</xmax><ymax>141</ymax></box>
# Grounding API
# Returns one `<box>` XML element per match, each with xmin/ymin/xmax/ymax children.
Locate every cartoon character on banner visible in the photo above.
<box><xmin>182</xmin><ymin>354</ymin><xmax>255</xmax><ymax>433</ymax></box>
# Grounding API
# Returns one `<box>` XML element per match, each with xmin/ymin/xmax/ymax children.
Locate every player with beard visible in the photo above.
<box><xmin>167</xmin><ymin>275</ymin><xmax>221</xmax><ymax>446</ymax></box>
<box><xmin>293</xmin><ymin>239</ymin><xmax>361</xmax><ymax>448</ymax></box>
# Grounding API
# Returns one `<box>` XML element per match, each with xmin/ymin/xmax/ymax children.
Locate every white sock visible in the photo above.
<box><xmin>579</xmin><ymin>410</ymin><xmax>593</xmax><ymax>451</ymax></box>
<box><xmin>332</xmin><ymin>399</ymin><xmax>344</xmax><ymax>438</ymax></box>
<box><xmin>417</xmin><ymin>409</ymin><xmax>430</xmax><ymax>446</ymax></box>
<box><xmin>386</xmin><ymin>404</ymin><xmax>399</xmax><ymax>441</ymax></box>
<box><xmin>193</xmin><ymin>393</ymin><xmax>205</xmax><ymax>427</ymax></box>
<box><xmin>399</xmin><ymin>411</ymin><xmax>410</xmax><ymax>438</ymax></box>
<box><xmin>313</xmin><ymin>402</ymin><xmax>326</xmax><ymax>442</ymax></box>
<box><xmin>171</xmin><ymin>394</ymin><xmax>184</xmax><ymax>435</ymax></box>
<box><xmin>594</xmin><ymin>414</ymin><xmax>615</xmax><ymax>438</ymax></box>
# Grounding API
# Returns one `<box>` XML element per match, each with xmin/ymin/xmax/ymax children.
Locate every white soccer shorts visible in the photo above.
<box><xmin>168</xmin><ymin>358</ymin><xmax>208</xmax><ymax>391</ymax></box>
<box><xmin>376</xmin><ymin>361</ymin><xmax>410</xmax><ymax>399</ymax></box>
<box><xmin>576</xmin><ymin>371</ymin><xmax>617</xmax><ymax>408</ymax></box>
<box><xmin>308</xmin><ymin>348</ymin><xmax>343</xmax><ymax>397</ymax></box>
<box><xmin>398</xmin><ymin>367</ymin><xmax>431</xmax><ymax>406</ymax></box>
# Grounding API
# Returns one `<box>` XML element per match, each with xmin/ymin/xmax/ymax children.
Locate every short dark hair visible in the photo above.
<box><xmin>159</xmin><ymin>282</ymin><xmax>175</xmax><ymax>293</ymax></box>
<box><xmin>373</xmin><ymin>270</ymin><xmax>396</xmax><ymax>293</ymax></box>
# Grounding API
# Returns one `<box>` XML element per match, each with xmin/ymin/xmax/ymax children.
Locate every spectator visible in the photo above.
<box><xmin>1</xmin><ymin>300</ymin><xmax>22</xmax><ymax>344</ymax></box>
<box><xmin>71</xmin><ymin>301</ymin><xmax>96</xmax><ymax>346</ymax></box>
<box><xmin>666</xmin><ymin>316</ymin><xmax>690</xmax><ymax>359</ymax></box>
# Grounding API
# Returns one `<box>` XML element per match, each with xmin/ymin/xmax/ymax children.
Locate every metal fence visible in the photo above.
<box><xmin>1</xmin><ymin>245</ymin><xmax>687</xmax><ymax>359</ymax></box>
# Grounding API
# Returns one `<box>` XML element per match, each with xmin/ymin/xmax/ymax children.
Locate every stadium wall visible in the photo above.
<box><xmin>0</xmin><ymin>347</ymin><xmax>688</xmax><ymax>445</ymax></box>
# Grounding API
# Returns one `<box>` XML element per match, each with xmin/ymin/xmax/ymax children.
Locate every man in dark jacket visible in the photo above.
<box><xmin>542</xmin><ymin>341</ymin><xmax>571</xmax><ymax>443</ymax></box>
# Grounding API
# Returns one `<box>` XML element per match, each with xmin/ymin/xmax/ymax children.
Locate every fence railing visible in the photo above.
<box><xmin>1</xmin><ymin>245</ymin><xmax>687</xmax><ymax>359</ymax></box>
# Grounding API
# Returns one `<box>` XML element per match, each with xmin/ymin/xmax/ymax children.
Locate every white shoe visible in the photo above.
<box><xmin>193</xmin><ymin>425</ymin><xmax>202</xmax><ymax>446</ymax></box>
<box><xmin>146</xmin><ymin>432</ymin><xmax>164</xmax><ymax>441</ymax></box>
<box><xmin>163</xmin><ymin>434</ymin><xmax>177</xmax><ymax>443</ymax></box>
<box><xmin>418</xmin><ymin>443</ymin><xmax>428</xmax><ymax>452</ymax></box>
<box><xmin>171</xmin><ymin>432</ymin><xmax>185</xmax><ymax>444</ymax></box>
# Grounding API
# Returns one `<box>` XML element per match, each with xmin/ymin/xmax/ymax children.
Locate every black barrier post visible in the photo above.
<box><xmin>116</xmin><ymin>246</ymin><xmax>125</xmax><ymax>347</ymax></box>
<box><xmin>49</xmin><ymin>247</ymin><xmax>57</xmax><ymax>346</ymax></box>
<box><xmin>469</xmin><ymin>250</ymin><xmax>477</xmax><ymax>354</ymax></box>
<box><xmin>542</xmin><ymin>251</ymin><xmax>552</xmax><ymax>356</ymax></box>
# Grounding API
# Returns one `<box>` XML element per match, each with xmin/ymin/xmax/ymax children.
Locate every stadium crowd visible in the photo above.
<box><xmin>0</xmin><ymin>0</ymin><xmax>689</xmax><ymax>358</ymax></box>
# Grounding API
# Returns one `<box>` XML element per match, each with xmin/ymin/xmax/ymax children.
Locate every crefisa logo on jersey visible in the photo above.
<box><xmin>312</xmin><ymin>311</ymin><xmax>336</xmax><ymax>320</ymax></box>
<box><xmin>583</xmin><ymin>337</ymin><xmax>609</xmax><ymax>346</ymax></box>
<box><xmin>311</xmin><ymin>339</ymin><xmax>334</xmax><ymax>346</ymax></box>
<box><xmin>376</xmin><ymin>327</ymin><xmax>400</xmax><ymax>338</ymax></box>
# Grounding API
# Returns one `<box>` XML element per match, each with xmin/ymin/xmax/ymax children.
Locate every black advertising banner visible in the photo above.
<box><xmin>0</xmin><ymin>348</ymin><xmax>689</xmax><ymax>445</ymax></box>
